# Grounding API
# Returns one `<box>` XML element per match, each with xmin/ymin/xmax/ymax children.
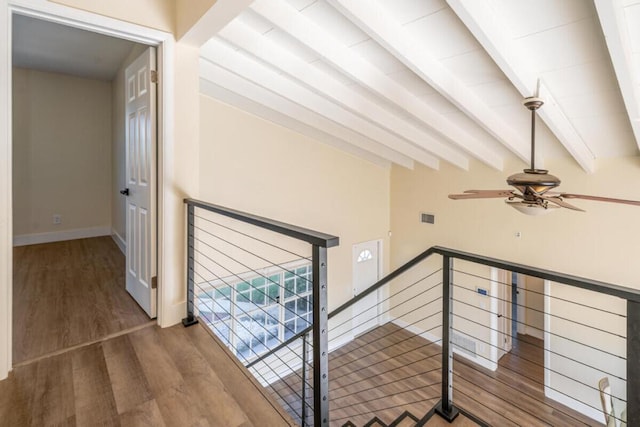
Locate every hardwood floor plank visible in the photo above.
<box><xmin>102</xmin><ymin>335</ymin><xmax>153</xmax><ymax>415</ymax></box>
<box><xmin>31</xmin><ymin>353</ymin><xmax>76</xmax><ymax>426</ymax></box>
<box><xmin>185</xmin><ymin>324</ymin><xmax>297</xmax><ymax>427</ymax></box>
<box><xmin>118</xmin><ymin>399</ymin><xmax>166</xmax><ymax>427</ymax></box>
<box><xmin>13</xmin><ymin>237</ymin><xmax>150</xmax><ymax>364</ymax></box>
<box><xmin>0</xmin><ymin>323</ymin><xmax>289</xmax><ymax>427</ymax></box>
<box><xmin>71</xmin><ymin>343</ymin><xmax>120</xmax><ymax>426</ymax></box>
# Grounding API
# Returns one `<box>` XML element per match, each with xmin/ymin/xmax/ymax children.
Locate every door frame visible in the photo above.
<box><xmin>351</xmin><ymin>239</ymin><xmax>384</xmax><ymax>339</ymax></box>
<box><xmin>0</xmin><ymin>0</ymin><xmax>174</xmax><ymax>379</ymax></box>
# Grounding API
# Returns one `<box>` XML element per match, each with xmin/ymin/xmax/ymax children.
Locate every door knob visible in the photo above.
<box><xmin>120</xmin><ymin>188</ymin><xmax>130</xmax><ymax>196</ymax></box>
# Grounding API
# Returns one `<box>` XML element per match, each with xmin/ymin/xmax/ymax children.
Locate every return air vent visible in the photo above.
<box><xmin>451</xmin><ymin>331</ymin><xmax>477</xmax><ymax>357</ymax></box>
<box><xmin>420</xmin><ymin>212</ymin><xmax>435</xmax><ymax>224</ymax></box>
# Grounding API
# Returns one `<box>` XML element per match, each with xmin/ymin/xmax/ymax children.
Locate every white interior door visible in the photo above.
<box><xmin>352</xmin><ymin>240</ymin><xmax>382</xmax><ymax>337</ymax></box>
<box><xmin>498</xmin><ymin>270</ymin><xmax>512</xmax><ymax>358</ymax></box>
<box><xmin>124</xmin><ymin>47</ymin><xmax>157</xmax><ymax>318</ymax></box>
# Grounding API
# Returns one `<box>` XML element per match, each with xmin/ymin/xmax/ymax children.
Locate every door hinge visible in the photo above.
<box><xmin>151</xmin><ymin>276</ymin><xmax>157</xmax><ymax>289</ymax></box>
<box><xmin>150</xmin><ymin>70</ymin><xmax>158</xmax><ymax>84</ymax></box>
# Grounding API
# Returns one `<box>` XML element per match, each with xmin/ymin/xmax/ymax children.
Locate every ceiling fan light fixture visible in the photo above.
<box><xmin>506</xmin><ymin>170</ymin><xmax>561</xmax><ymax>195</ymax></box>
<box><xmin>506</xmin><ymin>200</ymin><xmax>559</xmax><ymax>216</ymax></box>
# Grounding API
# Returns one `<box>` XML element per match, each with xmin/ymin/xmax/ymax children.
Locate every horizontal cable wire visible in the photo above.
<box><xmin>202</xmin><ymin>312</ymin><xmax>303</xmax><ymax>417</ymax></box>
<box><xmin>193</xmin><ymin>263</ymin><xmax>303</xmax><ymax>345</ymax></box>
<box><xmin>451</xmin><ymin>297</ymin><xmax>626</xmax><ymax>382</ymax></box>
<box><xmin>330</xmin><ymin>308</ymin><xmax>442</xmax><ymax>373</ymax></box>
<box><xmin>452</xmin><ymin>280</ymin><xmax>626</xmax><ymax>339</ymax></box>
<box><xmin>449</xmin><ymin>324</ymin><xmax>626</xmax><ymax>408</ymax></box>
<box><xmin>328</xmin><ymin>275</ymin><xmax>443</xmax><ymax>345</ymax></box>
<box><xmin>331</xmin><ymin>324</ymin><xmax>443</xmax><ymax>383</ymax></box>
<box><xmin>194</xmin><ymin>222</ymin><xmax>313</xmax><ymax>285</ymax></box>
<box><xmin>328</xmin><ymin>296</ymin><xmax>442</xmax><ymax>363</ymax></box>
<box><xmin>328</xmin><ymin>310</ymin><xmax>442</xmax><ymax>378</ymax></box>
<box><xmin>451</xmin><ymin>294</ymin><xmax>628</xmax><ymax>372</ymax></box>
<box><xmin>192</xmin><ymin>281</ymin><xmax>309</xmax><ymax>380</ymax></box>
<box><xmin>195</xmin><ymin>212</ymin><xmax>311</xmax><ymax>260</ymax></box>
<box><xmin>193</xmin><ymin>248</ymin><xmax>310</xmax><ymax>328</ymax></box>
<box><xmin>331</xmin><ymin>380</ymin><xmax>440</xmax><ymax>411</ymax></box>
<box><xmin>453</xmin><ymin>268</ymin><xmax>626</xmax><ymax>318</ymax></box>
<box><xmin>452</xmin><ymin>386</ymin><xmax>521</xmax><ymax>427</ymax></box>
<box><xmin>452</xmin><ymin>359</ymin><xmax>601</xmax><ymax>427</ymax></box>
<box><xmin>192</xmin><ymin>274</ymin><xmax>312</xmax><ymax>389</ymax></box>
<box><xmin>332</xmin><ymin>362</ymin><xmax>442</xmax><ymax>401</ymax></box>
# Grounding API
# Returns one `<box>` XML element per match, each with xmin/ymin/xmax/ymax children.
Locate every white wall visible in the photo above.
<box><xmin>12</xmin><ymin>67</ymin><xmax>112</xmax><ymax>244</ymax></box>
<box><xmin>198</xmin><ymin>95</ymin><xmax>391</xmax><ymax>312</ymax></box>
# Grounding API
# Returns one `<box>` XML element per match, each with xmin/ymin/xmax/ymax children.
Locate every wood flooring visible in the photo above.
<box><xmin>0</xmin><ymin>323</ymin><xmax>296</xmax><ymax>427</ymax></box>
<box><xmin>13</xmin><ymin>237</ymin><xmax>151</xmax><ymax>364</ymax></box>
<box><xmin>266</xmin><ymin>324</ymin><xmax>601</xmax><ymax>426</ymax></box>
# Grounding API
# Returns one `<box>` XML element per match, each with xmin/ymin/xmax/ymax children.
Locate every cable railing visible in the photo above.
<box><xmin>182</xmin><ymin>199</ymin><xmax>640</xmax><ymax>427</ymax></box>
<box><xmin>183</xmin><ymin>198</ymin><xmax>338</xmax><ymax>426</ymax></box>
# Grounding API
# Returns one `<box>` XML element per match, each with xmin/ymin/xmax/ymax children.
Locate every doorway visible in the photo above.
<box><xmin>497</xmin><ymin>271</ymin><xmax>546</xmax><ymax>390</ymax></box>
<box><xmin>10</xmin><ymin>13</ymin><xmax>157</xmax><ymax>364</ymax></box>
<box><xmin>351</xmin><ymin>239</ymin><xmax>383</xmax><ymax>338</ymax></box>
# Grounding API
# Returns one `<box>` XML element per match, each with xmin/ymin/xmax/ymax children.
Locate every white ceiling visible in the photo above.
<box><xmin>199</xmin><ymin>0</ymin><xmax>640</xmax><ymax>172</ymax></box>
<box><xmin>12</xmin><ymin>14</ymin><xmax>137</xmax><ymax>81</ymax></box>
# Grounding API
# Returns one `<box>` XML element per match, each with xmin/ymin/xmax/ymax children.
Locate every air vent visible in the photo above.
<box><xmin>452</xmin><ymin>331</ymin><xmax>477</xmax><ymax>357</ymax></box>
<box><xmin>420</xmin><ymin>213</ymin><xmax>435</xmax><ymax>224</ymax></box>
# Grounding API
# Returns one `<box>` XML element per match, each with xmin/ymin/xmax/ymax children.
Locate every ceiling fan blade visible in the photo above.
<box><xmin>449</xmin><ymin>190</ymin><xmax>516</xmax><ymax>200</ymax></box>
<box><xmin>540</xmin><ymin>196</ymin><xmax>585</xmax><ymax>212</ymax></box>
<box><xmin>559</xmin><ymin>193</ymin><xmax>640</xmax><ymax>207</ymax></box>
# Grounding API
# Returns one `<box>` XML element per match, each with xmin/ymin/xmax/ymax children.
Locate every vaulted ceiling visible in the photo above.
<box><xmin>198</xmin><ymin>0</ymin><xmax>640</xmax><ymax>172</ymax></box>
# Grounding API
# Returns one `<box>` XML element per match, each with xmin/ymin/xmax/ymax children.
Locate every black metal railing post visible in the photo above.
<box><xmin>435</xmin><ymin>255</ymin><xmax>459</xmax><ymax>422</ymax></box>
<box><xmin>627</xmin><ymin>299</ymin><xmax>640</xmax><ymax>425</ymax></box>
<box><xmin>301</xmin><ymin>332</ymin><xmax>308</xmax><ymax>427</ymax></box>
<box><xmin>183</xmin><ymin>204</ymin><xmax>198</xmax><ymax>327</ymax></box>
<box><xmin>312</xmin><ymin>244</ymin><xmax>329</xmax><ymax>426</ymax></box>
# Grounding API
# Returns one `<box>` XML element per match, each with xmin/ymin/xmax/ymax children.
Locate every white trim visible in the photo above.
<box><xmin>1</xmin><ymin>0</ymin><xmax>174</xmax><ymax>379</ymax></box>
<box><xmin>545</xmin><ymin>388</ymin><xmax>602</xmax><ymax>423</ymax></box>
<box><xmin>13</xmin><ymin>227</ymin><xmax>111</xmax><ymax>246</ymax></box>
<box><xmin>111</xmin><ymin>229</ymin><xmax>126</xmax><ymax>255</ymax></box>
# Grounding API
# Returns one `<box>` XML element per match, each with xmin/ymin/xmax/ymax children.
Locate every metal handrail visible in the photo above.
<box><xmin>245</xmin><ymin>244</ymin><xmax>640</xmax><ymax>375</ymax></box>
<box><xmin>184</xmin><ymin>198</ymin><xmax>339</xmax><ymax>248</ymax></box>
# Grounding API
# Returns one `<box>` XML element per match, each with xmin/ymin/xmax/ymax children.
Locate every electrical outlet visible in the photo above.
<box><xmin>53</xmin><ymin>214</ymin><xmax>62</xmax><ymax>225</ymax></box>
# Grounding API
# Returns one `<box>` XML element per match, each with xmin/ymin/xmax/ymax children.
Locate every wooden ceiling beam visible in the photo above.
<box><xmin>594</xmin><ymin>0</ymin><xmax>640</xmax><ymax>152</ymax></box>
<box><xmin>219</xmin><ymin>19</ymin><xmax>471</xmax><ymax>170</ymax></box>
<box><xmin>251</xmin><ymin>0</ymin><xmax>505</xmax><ymax>171</ymax></box>
<box><xmin>199</xmin><ymin>48</ymin><xmax>418</xmax><ymax>169</ymax></box>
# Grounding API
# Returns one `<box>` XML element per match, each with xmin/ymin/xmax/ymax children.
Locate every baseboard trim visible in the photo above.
<box><xmin>545</xmin><ymin>388</ymin><xmax>602</xmax><ymax>423</ymax></box>
<box><xmin>111</xmin><ymin>229</ymin><xmax>126</xmax><ymax>255</ymax></box>
<box><xmin>13</xmin><ymin>226</ymin><xmax>111</xmax><ymax>246</ymax></box>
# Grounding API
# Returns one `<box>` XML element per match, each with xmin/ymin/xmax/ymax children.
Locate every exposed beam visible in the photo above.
<box><xmin>251</xmin><ymin>0</ymin><xmax>505</xmax><ymax>170</ymax></box>
<box><xmin>447</xmin><ymin>0</ymin><xmax>596</xmax><ymax>173</ymax></box>
<box><xmin>328</xmin><ymin>0</ymin><xmax>525</xmax><ymax>166</ymax></box>
<box><xmin>200</xmin><ymin>58</ymin><xmax>415</xmax><ymax>169</ymax></box>
<box><xmin>219</xmin><ymin>20</ymin><xmax>472</xmax><ymax>170</ymax></box>
<box><xmin>199</xmin><ymin>79</ymin><xmax>392</xmax><ymax>169</ymax></box>
<box><xmin>178</xmin><ymin>0</ymin><xmax>253</xmax><ymax>47</ymax></box>
<box><xmin>201</xmin><ymin>38</ymin><xmax>439</xmax><ymax>169</ymax></box>
<box><xmin>594</xmin><ymin>0</ymin><xmax>640</xmax><ymax>151</ymax></box>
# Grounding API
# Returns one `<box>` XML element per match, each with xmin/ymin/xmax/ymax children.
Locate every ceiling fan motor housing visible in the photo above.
<box><xmin>507</xmin><ymin>169</ymin><xmax>561</xmax><ymax>197</ymax></box>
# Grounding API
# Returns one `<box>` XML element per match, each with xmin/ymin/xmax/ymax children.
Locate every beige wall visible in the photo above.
<box><xmin>50</xmin><ymin>0</ymin><xmax>175</xmax><ymax>33</ymax></box>
<box><xmin>390</xmin><ymin>155</ymin><xmax>640</xmax><ymax>420</ymax></box>
<box><xmin>198</xmin><ymin>95</ymin><xmax>391</xmax><ymax>311</ymax></box>
<box><xmin>12</xmin><ymin>68</ymin><xmax>112</xmax><ymax>239</ymax></box>
<box><xmin>175</xmin><ymin>0</ymin><xmax>217</xmax><ymax>40</ymax></box>
<box><xmin>390</xmin><ymin>156</ymin><xmax>640</xmax><ymax>286</ymax></box>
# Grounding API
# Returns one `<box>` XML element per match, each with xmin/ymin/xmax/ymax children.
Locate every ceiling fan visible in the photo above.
<box><xmin>448</xmin><ymin>97</ymin><xmax>640</xmax><ymax>215</ymax></box>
